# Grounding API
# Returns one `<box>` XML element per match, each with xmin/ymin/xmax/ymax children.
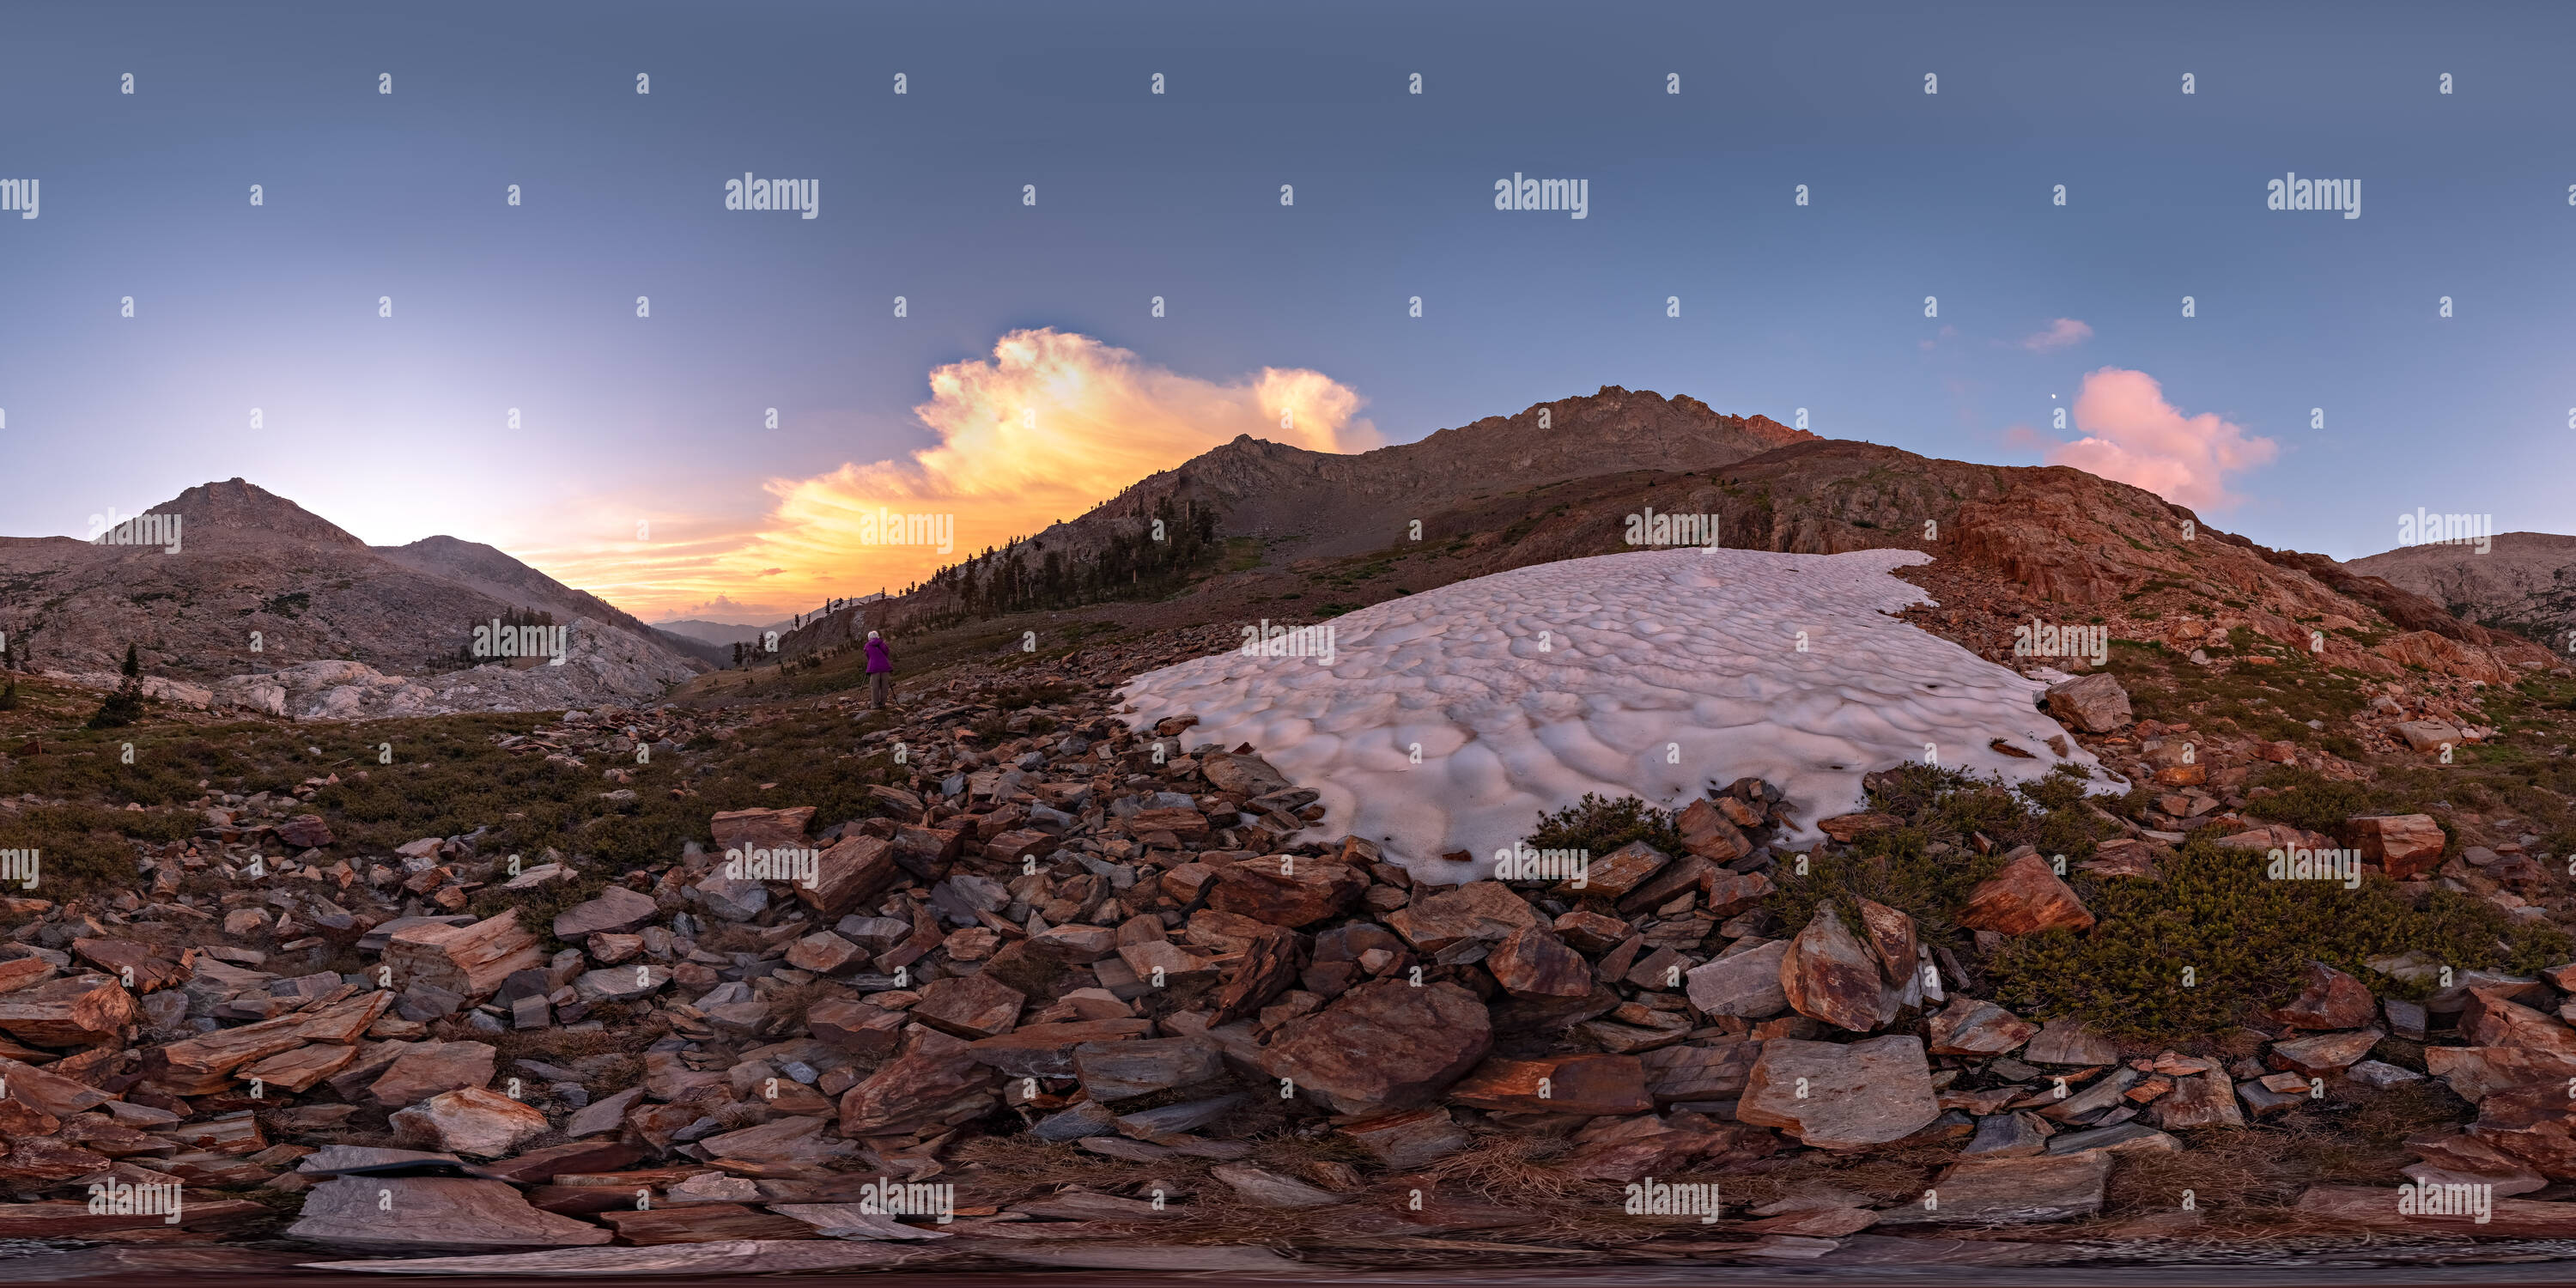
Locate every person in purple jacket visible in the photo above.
<box><xmin>865</xmin><ymin>630</ymin><xmax>895</xmax><ymax>709</ymax></box>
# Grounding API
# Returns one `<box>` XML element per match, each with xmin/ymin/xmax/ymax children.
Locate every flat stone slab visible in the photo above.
<box><xmin>1878</xmin><ymin>1153</ymin><xmax>2112</xmax><ymax>1225</ymax></box>
<box><xmin>1737</xmin><ymin>1036</ymin><xmax>1939</xmax><ymax>1150</ymax></box>
<box><xmin>286</xmin><ymin>1176</ymin><xmax>614</xmax><ymax>1253</ymax></box>
<box><xmin>303</xmin><ymin>1239</ymin><xmax>936</xmax><ymax>1275</ymax></box>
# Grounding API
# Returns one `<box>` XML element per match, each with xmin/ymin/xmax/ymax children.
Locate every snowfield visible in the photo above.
<box><xmin>1120</xmin><ymin>547</ymin><xmax>2123</xmax><ymax>884</ymax></box>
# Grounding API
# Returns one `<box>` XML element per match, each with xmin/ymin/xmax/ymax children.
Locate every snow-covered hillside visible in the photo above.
<box><xmin>1120</xmin><ymin>547</ymin><xmax>2122</xmax><ymax>882</ymax></box>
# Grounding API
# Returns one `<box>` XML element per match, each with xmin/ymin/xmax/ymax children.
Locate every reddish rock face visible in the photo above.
<box><xmin>838</xmin><ymin>1043</ymin><xmax>999</xmax><ymax>1139</ymax></box>
<box><xmin>2267</xmin><ymin>1028</ymin><xmax>2383</xmax><ymax>1077</ymax></box>
<box><xmin>1205</xmin><ymin>857</ymin><xmax>1365</xmax><ymax>928</ymax></box>
<box><xmin>710</xmin><ymin>806</ymin><xmax>816</xmax><ymax>854</ymax></box>
<box><xmin>1676</xmin><ymin>800</ymin><xmax>1751</xmax><ymax>861</ymax></box>
<box><xmin>1573</xmin><ymin>841</ymin><xmax>1670</xmax><ymax>898</ymax></box>
<box><xmin>1781</xmin><ymin>904</ymin><xmax>1885</xmax><ymax>1033</ymax></box>
<box><xmin>1261</xmin><ymin>980</ymin><xmax>1492</xmax><ymax>1117</ymax></box>
<box><xmin>909</xmin><ymin>974</ymin><xmax>1026</xmax><ymax>1040</ymax></box>
<box><xmin>2468</xmin><ymin>1085</ymin><xmax>2576</xmax><ymax>1181</ymax></box>
<box><xmin>2460</xmin><ymin>993</ymin><xmax>2576</xmax><ymax>1059</ymax></box>
<box><xmin>2352</xmin><ymin>814</ymin><xmax>2447</xmax><ymax>879</ymax></box>
<box><xmin>1817</xmin><ymin>812</ymin><xmax>1904</xmax><ymax>843</ymax></box>
<box><xmin>2275</xmin><ymin>962</ymin><xmax>2377</xmax><ymax>1030</ymax></box>
<box><xmin>1958</xmin><ymin>852</ymin><xmax>2095</xmax><ymax>936</ymax></box>
<box><xmin>798</xmin><ymin>834</ymin><xmax>900</xmax><ymax>917</ymax></box>
<box><xmin>2149</xmin><ymin>1071</ymin><xmax>2245</xmax><ymax>1130</ymax></box>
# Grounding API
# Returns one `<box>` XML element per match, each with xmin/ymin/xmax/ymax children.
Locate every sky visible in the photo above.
<box><xmin>4</xmin><ymin>0</ymin><xmax>2572</xmax><ymax>621</ymax></box>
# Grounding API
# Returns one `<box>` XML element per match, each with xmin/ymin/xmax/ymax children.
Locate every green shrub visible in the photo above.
<box><xmin>1528</xmin><ymin>793</ymin><xmax>1684</xmax><ymax>857</ymax></box>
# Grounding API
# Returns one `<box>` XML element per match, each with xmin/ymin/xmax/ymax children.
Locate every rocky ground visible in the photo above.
<box><xmin>3</xmin><ymin>607</ymin><xmax>2576</xmax><ymax>1277</ymax></box>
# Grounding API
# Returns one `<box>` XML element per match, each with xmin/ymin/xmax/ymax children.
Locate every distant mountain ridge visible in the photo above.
<box><xmin>2350</xmin><ymin>532</ymin><xmax>2576</xmax><ymax>653</ymax></box>
<box><xmin>0</xmin><ymin>477</ymin><xmax>713</xmax><ymax>690</ymax></box>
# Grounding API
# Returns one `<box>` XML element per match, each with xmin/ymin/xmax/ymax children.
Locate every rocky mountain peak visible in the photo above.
<box><xmin>156</xmin><ymin>477</ymin><xmax>368</xmax><ymax>549</ymax></box>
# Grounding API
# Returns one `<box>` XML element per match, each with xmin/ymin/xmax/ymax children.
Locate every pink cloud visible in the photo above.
<box><xmin>2044</xmin><ymin>368</ymin><xmax>2277</xmax><ymax>510</ymax></box>
<box><xmin>2020</xmin><ymin>318</ymin><xmax>2093</xmax><ymax>352</ymax></box>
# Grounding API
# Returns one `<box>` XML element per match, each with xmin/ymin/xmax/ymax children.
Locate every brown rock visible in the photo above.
<box><xmin>552</xmin><ymin>886</ymin><xmax>658</xmax><ymax>939</ymax></box>
<box><xmin>2296</xmin><ymin>1183</ymin><xmax>2576</xmax><ymax>1238</ymax></box>
<box><xmin>2044</xmin><ymin>673</ymin><xmax>2132</xmax><ymax>733</ymax></box>
<box><xmin>1384</xmin><ymin>882</ymin><xmax>1539</xmax><ymax>954</ymax></box>
<box><xmin>1883</xmin><ymin>1152</ymin><xmax>2111</xmax><ymax>1224</ymax></box>
<box><xmin>1572</xmin><ymin>840</ymin><xmax>1670</xmax><ymax>898</ymax></box>
<box><xmin>1340</xmin><ymin>1106</ymin><xmax>1473</xmax><ymax>1168</ymax></box>
<box><xmin>909</xmin><ymin>975</ymin><xmax>1025</xmax><ymax>1040</ymax></box>
<box><xmin>1449</xmin><ymin>1054</ymin><xmax>1652</xmax><ymax>1116</ymax></box>
<box><xmin>241</xmin><ymin>1041</ymin><xmax>360</xmax><ymax>1093</ymax></box>
<box><xmin>2150</xmin><ymin>1072</ymin><xmax>2245</xmax><ymax>1129</ymax></box>
<box><xmin>1684</xmin><ymin>939</ymin><xmax>1790</xmax><ymax>1018</ymax></box>
<box><xmin>368</xmin><ymin>1041</ymin><xmax>497</xmax><ymax>1108</ymax></box>
<box><xmin>391</xmin><ymin>1087</ymin><xmax>552</xmax><ymax>1157</ymax></box>
<box><xmin>2024</xmin><ymin>1017</ymin><xmax>2120</xmax><ymax>1066</ymax></box>
<box><xmin>1486</xmin><ymin>925</ymin><xmax>1594</xmax><ymax>999</ymax></box>
<box><xmin>2353</xmin><ymin>814</ymin><xmax>2446</xmax><ymax>880</ymax></box>
<box><xmin>2462</xmin><ymin>993</ymin><xmax>2576</xmax><ymax>1059</ymax></box>
<box><xmin>2427</xmin><ymin>1047</ymin><xmax>2576</xmax><ymax>1103</ymax></box>
<box><xmin>965</xmin><ymin>1018</ymin><xmax>1154</xmax><ymax>1078</ymax></box>
<box><xmin>1677</xmin><ymin>799</ymin><xmax>1752</xmax><ymax>861</ymax></box>
<box><xmin>1640</xmin><ymin>1038</ymin><xmax>1761</xmax><ymax>1103</ymax></box>
<box><xmin>285</xmin><ymin>1176</ymin><xmax>613</xmax><ymax>1252</ymax></box>
<box><xmin>837</xmin><ymin>1042</ymin><xmax>997</xmax><ymax>1139</ymax></box>
<box><xmin>1737</xmin><ymin>1036</ymin><xmax>1940</xmax><ymax>1150</ymax></box>
<box><xmin>597</xmin><ymin>1205</ymin><xmax>817</xmax><ymax>1244</ymax></box>
<box><xmin>1072</xmin><ymin>1036</ymin><xmax>1222</xmax><ymax>1100</ymax></box>
<box><xmin>1958</xmin><ymin>853</ymin><xmax>2094</xmax><ymax>936</ymax></box>
<box><xmin>799</xmin><ymin>834</ymin><xmax>901</xmax><ymax>917</ymax></box>
<box><xmin>1927</xmin><ymin>998</ymin><xmax>2038</xmax><ymax>1056</ymax></box>
<box><xmin>1781</xmin><ymin>904</ymin><xmax>1885</xmax><ymax>1033</ymax></box>
<box><xmin>72</xmin><ymin>939</ymin><xmax>187</xmax><ymax>993</ymax></box>
<box><xmin>1262</xmin><ymin>979</ymin><xmax>1491</xmax><ymax>1117</ymax></box>
<box><xmin>1817</xmin><ymin>812</ymin><xmax>1903</xmax><ymax>842</ymax></box>
<box><xmin>2276</xmin><ymin>962</ymin><xmax>2377</xmax><ymax>1030</ymax></box>
<box><xmin>1204</xmin><ymin>857</ymin><xmax>1364</xmax><ymax>928</ymax></box>
<box><xmin>709</xmin><ymin>806</ymin><xmax>815</xmax><ymax>854</ymax></box>
<box><xmin>386</xmin><ymin>912</ymin><xmax>543</xmax><ymax>998</ymax></box>
<box><xmin>0</xmin><ymin>976</ymin><xmax>134</xmax><ymax>1047</ymax></box>
<box><xmin>2269</xmin><ymin>1028</ymin><xmax>2384</xmax><ymax>1077</ymax></box>
<box><xmin>1201</xmin><ymin>751</ymin><xmax>1292</xmax><ymax>796</ymax></box>
<box><xmin>275</xmin><ymin>813</ymin><xmax>336</xmax><ymax>848</ymax></box>
<box><xmin>1702</xmin><ymin>869</ymin><xmax>1772</xmax><ymax>920</ymax></box>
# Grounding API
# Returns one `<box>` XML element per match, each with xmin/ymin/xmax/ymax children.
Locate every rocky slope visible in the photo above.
<box><xmin>0</xmin><ymin>479</ymin><xmax>707</xmax><ymax>714</ymax></box>
<box><xmin>2352</xmin><ymin>532</ymin><xmax>2576</xmax><ymax>656</ymax></box>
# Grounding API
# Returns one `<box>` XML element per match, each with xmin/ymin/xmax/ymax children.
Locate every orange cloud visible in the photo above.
<box><xmin>2045</xmin><ymin>368</ymin><xmax>2276</xmax><ymax>510</ymax></box>
<box><xmin>573</xmin><ymin>330</ymin><xmax>1375</xmax><ymax>618</ymax></box>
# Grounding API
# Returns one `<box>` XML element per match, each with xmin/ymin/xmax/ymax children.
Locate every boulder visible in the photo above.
<box><xmin>1958</xmin><ymin>853</ymin><xmax>2094</xmax><ymax>936</ymax></box>
<box><xmin>1737</xmin><ymin>1036</ymin><xmax>1941</xmax><ymax>1150</ymax></box>
<box><xmin>1781</xmin><ymin>904</ymin><xmax>1885</xmax><ymax>1033</ymax></box>
<box><xmin>368</xmin><ymin>1041</ymin><xmax>498</xmax><ymax>1108</ymax></box>
<box><xmin>385</xmin><ymin>913</ymin><xmax>543</xmax><ymax>998</ymax></box>
<box><xmin>2353</xmin><ymin>815</ymin><xmax>2446</xmax><ymax>880</ymax></box>
<box><xmin>2427</xmin><ymin>1047</ymin><xmax>2576</xmax><ymax>1103</ymax></box>
<box><xmin>2150</xmin><ymin>1072</ymin><xmax>2245</xmax><ymax>1130</ymax></box>
<box><xmin>708</xmin><ymin>806</ymin><xmax>816</xmax><ymax>854</ymax></box>
<box><xmin>1384</xmin><ymin>883</ymin><xmax>1538</xmax><ymax>954</ymax></box>
<box><xmin>1340</xmin><ymin>1107</ymin><xmax>1473</xmax><ymax>1168</ymax></box>
<box><xmin>2459</xmin><ymin>993</ymin><xmax>2576</xmax><ymax>1059</ymax></box>
<box><xmin>1210</xmin><ymin>1163</ymin><xmax>1346</xmax><ymax>1208</ymax></box>
<box><xmin>1684</xmin><ymin>939</ymin><xmax>1790</xmax><ymax>1018</ymax></box>
<box><xmin>390</xmin><ymin>1087</ymin><xmax>552</xmax><ymax>1158</ymax></box>
<box><xmin>1817</xmin><ymin>812</ymin><xmax>1904</xmax><ymax>842</ymax></box>
<box><xmin>285</xmin><ymin>1176</ymin><xmax>614</xmax><ymax>1252</ymax></box>
<box><xmin>0</xmin><ymin>976</ymin><xmax>134</xmax><ymax>1047</ymax></box>
<box><xmin>2044</xmin><ymin>672</ymin><xmax>2132</xmax><ymax>732</ymax></box>
<box><xmin>1204</xmin><ymin>858</ymin><xmax>1364</xmax><ymax>928</ymax></box>
<box><xmin>2275</xmin><ymin>962</ymin><xmax>2376</xmax><ymax>1030</ymax></box>
<box><xmin>2024</xmin><ymin>1017</ymin><xmax>2119</xmax><ymax>1066</ymax></box>
<box><xmin>2269</xmin><ymin>1029</ymin><xmax>2384</xmax><ymax>1077</ymax></box>
<box><xmin>1262</xmin><ymin>980</ymin><xmax>1491</xmax><ymax>1117</ymax></box>
<box><xmin>551</xmin><ymin>886</ymin><xmax>659</xmax><ymax>939</ymax></box>
<box><xmin>838</xmin><ymin>1043</ymin><xmax>998</xmax><ymax>1139</ymax></box>
<box><xmin>1072</xmin><ymin>1036</ymin><xmax>1222</xmax><ymax>1100</ymax></box>
<box><xmin>1927</xmin><ymin>998</ymin><xmax>2037</xmax><ymax>1056</ymax></box>
<box><xmin>1200</xmin><ymin>752</ymin><xmax>1293</xmax><ymax>797</ymax></box>
<box><xmin>908</xmin><ymin>975</ymin><xmax>1025</xmax><ymax>1040</ymax></box>
<box><xmin>1640</xmin><ymin>1039</ymin><xmax>1760</xmax><ymax>1103</ymax></box>
<box><xmin>1676</xmin><ymin>800</ymin><xmax>1751</xmax><ymax>862</ymax></box>
<box><xmin>1485</xmin><ymin>925</ymin><xmax>1594</xmax><ymax>999</ymax></box>
<box><xmin>798</xmin><ymin>834</ymin><xmax>901</xmax><ymax>918</ymax></box>
<box><xmin>1574</xmin><ymin>841</ymin><xmax>1671</xmax><ymax>899</ymax></box>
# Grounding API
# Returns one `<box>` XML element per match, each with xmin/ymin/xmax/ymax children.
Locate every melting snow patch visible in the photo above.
<box><xmin>1120</xmin><ymin>547</ymin><xmax>2123</xmax><ymax>884</ymax></box>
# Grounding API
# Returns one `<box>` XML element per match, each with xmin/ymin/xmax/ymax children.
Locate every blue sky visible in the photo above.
<box><xmin>3</xmin><ymin>0</ymin><xmax>2570</xmax><ymax>617</ymax></box>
